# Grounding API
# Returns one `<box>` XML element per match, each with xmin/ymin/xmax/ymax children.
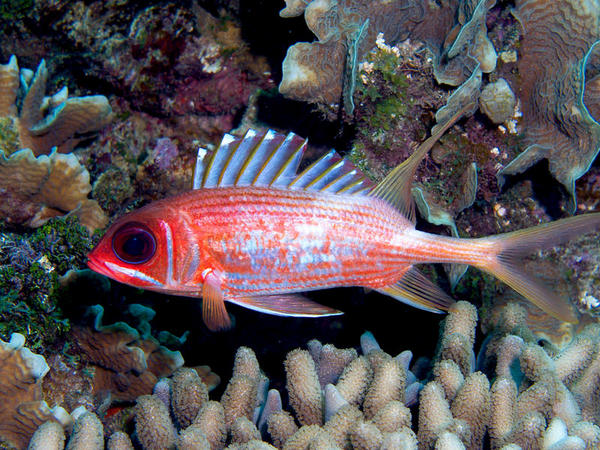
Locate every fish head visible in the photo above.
<box><xmin>87</xmin><ymin>205</ymin><xmax>185</xmax><ymax>292</ymax></box>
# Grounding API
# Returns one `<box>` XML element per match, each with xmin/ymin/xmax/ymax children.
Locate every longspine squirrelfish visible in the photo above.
<box><xmin>88</xmin><ymin>120</ymin><xmax>600</xmax><ymax>330</ymax></box>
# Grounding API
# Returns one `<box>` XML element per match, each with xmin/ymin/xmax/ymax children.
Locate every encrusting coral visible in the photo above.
<box><xmin>70</xmin><ymin>304</ymin><xmax>218</xmax><ymax>404</ymax></box>
<box><xmin>0</xmin><ymin>148</ymin><xmax>107</xmax><ymax>232</ymax></box>
<box><xmin>278</xmin><ymin>0</ymin><xmax>496</xmax><ymax>108</ymax></box>
<box><xmin>0</xmin><ymin>55</ymin><xmax>110</xmax><ymax>232</ymax></box>
<box><xmin>0</xmin><ymin>55</ymin><xmax>112</xmax><ymax>156</ymax></box>
<box><xmin>498</xmin><ymin>0</ymin><xmax>600</xmax><ymax>212</ymax></box>
<box><xmin>0</xmin><ymin>333</ymin><xmax>71</xmax><ymax>450</ymax></box>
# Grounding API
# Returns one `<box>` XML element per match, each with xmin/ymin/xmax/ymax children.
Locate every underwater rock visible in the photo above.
<box><xmin>0</xmin><ymin>56</ymin><xmax>112</xmax><ymax>156</ymax></box>
<box><xmin>278</xmin><ymin>0</ymin><xmax>496</xmax><ymax>107</ymax></box>
<box><xmin>0</xmin><ymin>148</ymin><xmax>107</xmax><ymax>232</ymax></box>
<box><xmin>479</xmin><ymin>78</ymin><xmax>516</xmax><ymax>124</ymax></box>
<box><xmin>0</xmin><ymin>333</ymin><xmax>71</xmax><ymax>450</ymax></box>
<box><xmin>498</xmin><ymin>0</ymin><xmax>600</xmax><ymax>212</ymax></box>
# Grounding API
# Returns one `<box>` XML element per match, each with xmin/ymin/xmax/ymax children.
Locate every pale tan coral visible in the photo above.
<box><xmin>231</xmin><ymin>417</ymin><xmax>261</xmax><ymax>444</ymax></box>
<box><xmin>0</xmin><ymin>149</ymin><xmax>107</xmax><ymax>232</ymax></box>
<box><xmin>0</xmin><ymin>56</ymin><xmax>112</xmax><ymax>156</ymax></box>
<box><xmin>171</xmin><ymin>367</ymin><xmax>209</xmax><ymax>428</ymax></box>
<box><xmin>27</xmin><ymin>421</ymin><xmax>65</xmax><ymax>450</ymax></box>
<box><xmin>433</xmin><ymin>360</ymin><xmax>465</xmax><ymax>402</ymax></box>
<box><xmin>282</xmin><ymin>424</ymin><xmax>322</xmax><ymax>450</ymax></box>
<box><xmin>519</xmin><ymin>343</ymin><xmax>554</xmax><ymax>382</ymax></box>
<box><xmin>570</xmin><ymin>349</ymin><xmax>600</xmax><ymax>423</ymax></box>
<box><xmin>107</xmin><ymin>431</ymin><xmax>134</xmax><ymax>450</ymax></box>
<box><xmin>417</xmin><ymin>381</ymin><xmax>454</xmax><ymax>449</ymax></box>
<box><xmin>135</xmin><ymin>395</ymin><xmax>177</xmax><ymax>450</ymax></box>
<box><xmin>284</xmin><ymin>349</ymin><xmax>323</xmax><ymax>426</ymax></box>
<box><xmin>349</xmin><ymin>420</ymin><xmax>384</xmax><ymax>449</ymax></box>
<box><xmin>267</xmin><ymin>411</ymin><xmax>298</xmax><ymax>449</ymax></box>
<box><xmin>66</xmin><ymin>410</ymin><xmax>104</xmax><ymax>450</ymax></box>
<box><xmin>322</xmin><ymin>405</ymin><xmax>362</xmax><ymax>448</ymax></box>
<box><xmin>450</xmin><ymin>372</ymin><xmax>490</xmax><ymax>449</ymax></box>
<box><xmin>503</xmin><ymin>411</ymin><xmax>545</xmax><ymax>449</ymax></box>
<box><xmin>435</xmin><ymin>431</ymin><xmax>465</xmax><ymax>450</ymax></box>
<box><xmin>193</xmin><ymin>401</ymin><xmax>227</xmax><ymax>450</ymax></box>
<box><xmin>309</xmin><ymin>341</ymin><xmax>357</xmax><ymax>388</ymax></box>
<box><xmin>221</xmin><ymin>375</ymin><xmax>259</xmax><ymax>429</ymax></box>
<box><xmin>489</xmin><ymin>377</ymin><xmax>517</xmax><ymax>447</ymax></box>
<box><xmin>554</xmin><ymin>331</ymin><xmax>597</xmax><ymax>385</ymax></box>
<box><xmin>363</xmin><ymin>357</ymin><xmax>406</xmax><ymax>419</ymax></box>
<box><xmin>176</xmin><ymin>424</ymin><xmax>210</xmax><ymax>450</ymax></box>
<box><xmin>515</xmin><ymin>373</ymin><xmax>559</xmax><ymax>419</ymax></box>
<box><xmin>372</xmin><ymin>401</ymin><xmax>411</xmax><ymax>434</ymax></box>
<box><xmin>381</xmin><ymin>428</ymin><xmax>418</xmax><ymax>449</ymax></box>
<box><xmin>335</xmin><ymin>356</ymin><xmax>372</xmax><ymax>406</ymax></box>
<box><xmin>0</xmin><ymin>55</ymin><xmax>18</xmax><ymax>116</ymax></box>
<box><xmin>494</xmin><ymin>335</ymin><xmax>524</xmax><ymax>379</ymax></box>
<box><xmin>571</xmin><ymin>421</ymin><xmax>600</xmax><ymax>447</ymax></box>
<box><xmin>437</xmin><ymin>302</ymin><xmax>478</xmax><ymax>376</ymax></box>
<box><xmin>232</xmin><ymin>347</ymin><xmax>261</xmax><ymax>381</ymax></box>
<box><xmin>0</xmin><ymin>333</ymin><xmax>71</xmax><ymax>450</ymax></box>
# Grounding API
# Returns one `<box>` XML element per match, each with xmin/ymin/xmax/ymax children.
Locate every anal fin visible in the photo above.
<box><xmin>202</xmin><ymin>270</ymin><xmax>232</xmax><ymax>331</ymax></box>
<box><xmin>228</xmin><ymin>294</ymin><xmax>343</xmax><ymax>318</ymax></box>
<box><xmin>376</xmin><ymin>266</ymin><xmax>455</xmax><ymax>313</ymax></box>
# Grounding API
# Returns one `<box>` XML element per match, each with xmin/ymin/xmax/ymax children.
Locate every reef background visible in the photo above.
<box><xmin>1</xmin><ymin>0</ymin><xmax>600</xmax><ymax>448</ymax></box>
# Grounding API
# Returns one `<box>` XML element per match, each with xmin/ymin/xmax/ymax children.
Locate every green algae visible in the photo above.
<box><xmin>0</xmin><ymin>216</ymin><xmax>95</xmax><ymax>352</ymax></box>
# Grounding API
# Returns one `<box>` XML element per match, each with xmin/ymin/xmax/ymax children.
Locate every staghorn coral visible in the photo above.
<box><xmin>0</xmin><ymin>148</ymin><xmax>107</xmax><ymax>232</ymax></box>
<box><xmin>0</xmin><ymin>56</ymin><xmax>112</xmax><ymax>156</ymax></box>
<box><xmin>498</xmin><ymin>0</ymin><xmax>600</xmax><ymax>212</ymax></box>
<box><xmin>0</xmin><ymin>333</ymin><xmax>71</xmax><ymax>450</ymax></box>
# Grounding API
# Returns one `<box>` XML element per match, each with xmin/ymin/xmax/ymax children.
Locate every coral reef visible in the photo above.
<box><xmin>0</xmin><ymin>217</ymin><xmax>93</xmax><ymax>353</ymax></box>
<box><xmin>0</xmin><ymin>333</ymin><xmax>70</xmax><ymax>449</ymax></box>
<box><xmin>498</xmin><ymin>0</ymin><xmax>600</xmax><ymax>212</ymax></box>
<box><xmin>17</xmin><ymin>300</ymin><xmax>600</xmax><ymax>449</ymax></box>
<box><xmin>0</xmin><ymin>56</ymin><xmax>112</xmax><ymax>156</ymax></box>
<box><xmin>278</xmin><ymin>0</ymin><xmax>496</xmax><ymax>107</ymax></box>
<box><xmin>70</xmin><ymin>303</ymin><xmax>217</xmax><ymax>403</ymax></box>
<box><xmin>0</xmin><ymin>148</ymin><xmax>106</xmax><ymax>232</ymax></box>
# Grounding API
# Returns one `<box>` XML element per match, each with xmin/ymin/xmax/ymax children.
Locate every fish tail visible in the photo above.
<box><xmin>476</xmin><ymin>212</ymin><xmax>600</xmax><ymax>323</ymax></box>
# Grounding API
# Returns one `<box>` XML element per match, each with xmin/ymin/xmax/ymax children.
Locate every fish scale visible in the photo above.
<box><xmin>88</xmin><ymin>127</ymin><xmax>600</xmax><ymax>331</ymax></box>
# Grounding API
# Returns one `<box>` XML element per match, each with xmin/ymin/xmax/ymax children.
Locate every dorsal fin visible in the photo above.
<box><xmin>193</xmin><ymin>129</ymin><xmax>374</xmax><ymax>194</ymax></box>
<box><xmin>367</xmin><ymin>103</ymin><xmax>473</xmax><ymax>223</ymax></box>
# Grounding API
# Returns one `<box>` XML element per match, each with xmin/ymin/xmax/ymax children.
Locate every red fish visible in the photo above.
<box><xmin>88</xmin><ymin>124</ymin><xmax>600</xmax><ymax>331</ymax></box>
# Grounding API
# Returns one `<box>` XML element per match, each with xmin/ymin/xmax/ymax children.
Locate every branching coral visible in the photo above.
<box><xmin>22</xmin><ymin>307</ymin><xmax>600</xmax><ymax>448</ymax></box>
<box><xmin>0</xmin><ymin>55</ymin><xmax>112</xmax><ymax>156</ymax></box>
<box><xmin>498</xmin><ymin>0</ymin><xmax>600</xmax><ymax>212</ymax></box>
<box><xmin>0</xmin><ymin>333</ymin><xmax>71</xmax><ymax>450</ymax></box>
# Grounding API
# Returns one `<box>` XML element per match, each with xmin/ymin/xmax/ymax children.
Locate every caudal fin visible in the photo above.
<box><xmin>478</xmin><ymin>213</ymin><xmax>600</xmax><ymax>323</ymax></box>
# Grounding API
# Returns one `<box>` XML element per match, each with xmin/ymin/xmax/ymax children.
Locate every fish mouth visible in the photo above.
<box><xmin>87</xmin><ymin>255</ymin><xmax>113</xmax><ymax>278</ymax></box>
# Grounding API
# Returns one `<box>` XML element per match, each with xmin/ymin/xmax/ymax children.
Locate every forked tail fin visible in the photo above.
<box><xmin>476</xmin><ymin>213</ymin><xmax>600</xmax><ymax>323</ymax></box>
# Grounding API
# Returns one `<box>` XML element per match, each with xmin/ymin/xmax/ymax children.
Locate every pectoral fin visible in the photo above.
<box><xmin>202</xmin><ymin>270</ymin><xmax>232</xmax><ymax>331</ymax></box>
<box><xmin>376</xmin><ymin>266</ymin><xmax>455</xmax><ymax>313</ymax></box>
<box><xmin>228</xmin><ymin>294</ymin><xmax>343</xmax><ymax>318</ymax></box>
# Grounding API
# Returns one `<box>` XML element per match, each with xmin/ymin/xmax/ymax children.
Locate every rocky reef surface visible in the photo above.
<box><xmin>0</xmin><ymin>0</ymin><xmax>599</xmax><ymax>448</ymax></box>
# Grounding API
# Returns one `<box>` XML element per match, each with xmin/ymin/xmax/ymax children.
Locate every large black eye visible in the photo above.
<box><xmin>112</xmin><ymin>222</ymin><xmax>156</xmax><ymax>264</ymax></box>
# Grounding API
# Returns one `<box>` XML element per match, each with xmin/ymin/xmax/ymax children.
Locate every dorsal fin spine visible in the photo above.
<box><xmin>250</xmin><ymin>130</ymin><xmax>277</xmax><ymax>185</ymax></box>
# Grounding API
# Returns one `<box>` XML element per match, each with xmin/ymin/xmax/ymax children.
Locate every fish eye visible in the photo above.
<box><xmin>112</xmin><ymin>222</ymin><xmax>156</xmax><ymax>264</ymax></box>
